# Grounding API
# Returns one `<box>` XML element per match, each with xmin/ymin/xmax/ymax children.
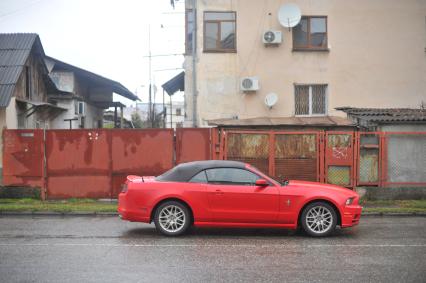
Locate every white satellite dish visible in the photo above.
<box><xmin>265</xmin><ymin>93</ymin><xmax>278</xmax><ymax>109</ymax></box>
<box><xmin>278</xmin><ymin>3</ymin><xmax>302</xmax><ymax>28</ymax></box>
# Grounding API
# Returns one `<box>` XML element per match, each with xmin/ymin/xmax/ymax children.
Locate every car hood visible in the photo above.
<box><xmin>289</xmin><ymin>180</ymin><xmax>358</xmax><ymax>197</ymax></box>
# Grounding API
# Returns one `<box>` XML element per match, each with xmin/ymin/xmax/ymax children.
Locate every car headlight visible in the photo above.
<box><xmin>345</xmin><ymin>197</ymin><xmax>355</xmax><ymax>205</ymax></box>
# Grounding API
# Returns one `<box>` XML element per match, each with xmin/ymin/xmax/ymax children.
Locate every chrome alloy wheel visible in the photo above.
<box><xmin>158</xmin><ymin>205</ymin><xmax>186</xmax><ymax>233</ymax></box>
<box><xmin>305</xmin><ymin>206</ymin><xmax>333</xmax><ymax>233</ymax></box>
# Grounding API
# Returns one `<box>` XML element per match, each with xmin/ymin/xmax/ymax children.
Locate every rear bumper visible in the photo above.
<box><xmin>341</xmin><ymin>205</ymin><xmax>362</xmax><ymax>228</ymax></box>
<box><xmin>118</xmin><ymin>193</ymin><xmax>150</xmax><ymax>223</ymax></box>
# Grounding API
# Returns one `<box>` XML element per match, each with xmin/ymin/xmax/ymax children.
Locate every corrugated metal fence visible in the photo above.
<box><xmin>3</xmin><ymin>128</ymin><xmax>425</xmax><ymax>199</ymax></box>
<box><xmin>221</xmin><ymin>130</ymin><xmax>426</xmax><ymax>188</ymax></box>
<box><xmin>3</xmin><ymin>128</ymin><xmax>214</xmax><ymax>199</ymax></box>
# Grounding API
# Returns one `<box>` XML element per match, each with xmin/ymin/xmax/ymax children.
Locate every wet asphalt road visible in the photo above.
<box><xmin>0</xmin><ymin>216</ymin><xmax>425</xmax><ymax>283</ymax></box>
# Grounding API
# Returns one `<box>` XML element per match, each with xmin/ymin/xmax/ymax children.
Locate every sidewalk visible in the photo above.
<box><xmin>0</xmin><ymin>198</ymin><xmax>425</xmax><ymax>217</ymax></box>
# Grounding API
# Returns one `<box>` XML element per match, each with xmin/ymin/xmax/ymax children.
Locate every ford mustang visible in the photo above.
<box><xmin>118</xmin><ymin>160</ymin><xmax>362</xmax><ymax>237</ymax></box>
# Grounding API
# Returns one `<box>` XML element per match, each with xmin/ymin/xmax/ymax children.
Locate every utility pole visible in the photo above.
<box><xmin>191</xmin><ymin>0</ymin><xmax>198</xmax><ymax>127</ymax></box>
<box><xmin>148</xmin><ymin>24</ymin><xmax>153</xmax><ymax>128</ymax></box>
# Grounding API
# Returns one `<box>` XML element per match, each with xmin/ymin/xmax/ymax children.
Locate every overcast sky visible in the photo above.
<box><xmin>0</xmin><ymin>0</ymin><xmax>185</xmax><ymax>106</ymax></box>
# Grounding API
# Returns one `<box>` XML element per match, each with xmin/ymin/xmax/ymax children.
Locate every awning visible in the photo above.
<box><xmin>92</xmin><ymin>101</ymin><xmax>126</xmax><ymax>109</ymax></box>
<box><xmin>16</xmin><ymin>98</ymin><xmax>67</xmax><ymax>120</ymax></box>
<box><xmin>208</xmin><ymin>116</ymin><xmax>356</xmax><ymax>127</ymax></box>
<box><xmin>162</xmin><ymin>71</ymin><xmax>184</xmax><ymax>96</ymax></box>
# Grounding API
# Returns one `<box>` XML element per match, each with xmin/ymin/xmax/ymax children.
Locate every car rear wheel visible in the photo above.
<box><xmin>301</xmin><ymin>201</ymin><xmax>337</xmax><ymax>237</ymax></box>
<box><xmin>154</xmin><ymin>201</ymin><xmax>191</xmax><ymax>236</ymax></box>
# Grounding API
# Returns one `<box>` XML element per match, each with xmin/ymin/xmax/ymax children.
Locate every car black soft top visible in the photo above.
<box><xmin>156</xmin><ymin>160</ymin><xmax>247</xmax><ymax>182</ymax></box>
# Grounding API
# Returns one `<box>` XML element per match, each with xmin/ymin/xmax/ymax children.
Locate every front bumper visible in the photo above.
<box><xmin>341</xmin><ymin>205</ymin><xmax>363</xmax><ymax>228</ymax></box>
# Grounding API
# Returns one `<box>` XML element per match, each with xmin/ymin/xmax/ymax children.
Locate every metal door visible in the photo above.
<box><xmin>325</xmin><ymin>132</ymin><xmax>355</xmax><ymax>187</ymax></box>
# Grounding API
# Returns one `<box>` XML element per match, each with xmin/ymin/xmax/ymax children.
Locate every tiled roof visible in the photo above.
<box><xmin>336</xmin><ymin>107</ymin><xmax>426</xmax><ymax>123</ymax></box>
<box><xmin>0</xmin><ymin>33</ymin><xmax>41</xmax><ymax>107</ymax></box>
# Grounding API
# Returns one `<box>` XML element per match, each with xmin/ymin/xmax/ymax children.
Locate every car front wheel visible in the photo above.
<box><xmin>301</xmin><ymin>201</ymin><xmax>337</xmax><ymax>237</ymax></box>
<box><xmin>154</xmin><ymin>201</ymin><xmax>191</xmax><ymax>236</ymax></box>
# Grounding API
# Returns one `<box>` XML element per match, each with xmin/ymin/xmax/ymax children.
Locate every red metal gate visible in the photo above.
<box><xmin>176</xmin><ymin>128</ymin><xmax>212</xmax><ymax>164</ymax></box>
<box><xmin>222</xmin><ymin>130</ymin><xmax>322</xmax><ymax>182</ymax></box>
<box><xmin>2</xmin><ymin>129</ymin><xmax>44</xmax><ymax>190</ymax></box>
<box><xmin>325</xmin><ymin>131</ymin><xmax>356</xmax><ymax>187</ymax></box>
<box><xmin>46</xmin><ymin>130</ymin><xmax>111</xmax><ymax>199</ymax></box>
<box><xmin>110</xmin><ymin>129</ymin><xmax>174</xmax><ymax>197</ymax></box>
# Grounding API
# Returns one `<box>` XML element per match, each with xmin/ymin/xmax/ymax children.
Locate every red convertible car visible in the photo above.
<box><xmin>118</xmin><ymin>160</ymin><xmax>362</xmax><ymax>237</ymax></box>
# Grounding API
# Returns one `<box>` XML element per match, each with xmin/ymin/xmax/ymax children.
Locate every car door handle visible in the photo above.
<box><xmin>215</xmin><ymin>189</ymin><xmax>224</xmax><ymax>195</ymax></box>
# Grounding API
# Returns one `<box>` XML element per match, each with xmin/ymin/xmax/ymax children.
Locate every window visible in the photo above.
<box><xmin>295</xmin><ymin>85</ymin><xmax>327</xmax><ymax>116</ymax></box>
<box><xmin>175</xmin><ymin>108</ymin><xmax>182</xmax><ymax>116</ymax></box>
<box><xmin>204</xmin><ymin>11</ymin><xmax>236</xmax><ymax>52</ymax></box>
<box><xmin>74</xmin><ymin>101</ymin><xmax>85</xmax><ymax>115</ymax></box>
<box><xmin>185</xmin><ymin>9</ymin><xmax>194</xmax><ymax>54</ymax></box>
<box><xmin>293</xmin><ymin>16</ymin><xmax>327</xmax><ymax>50</ymax></box>
<box><xmin>189</xmin><ymin>171</ymin><xmax>208</xmax><ymax>183</ymax></box>
<box><xmin>205</xmin><ymin>168</ymin><xmax>260</xmax><ymax>185</ymax></box>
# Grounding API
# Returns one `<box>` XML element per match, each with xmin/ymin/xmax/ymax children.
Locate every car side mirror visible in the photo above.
<box><xmin>255</xmin><ymin>179</ymin><xmax>269</xmax><ymax>187</ymax></box>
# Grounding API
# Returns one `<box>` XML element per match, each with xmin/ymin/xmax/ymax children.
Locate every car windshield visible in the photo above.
<box><xmin>247</xmin><ymin>164</ymin><xmax>286</xmax><ymax>186</ymax></box>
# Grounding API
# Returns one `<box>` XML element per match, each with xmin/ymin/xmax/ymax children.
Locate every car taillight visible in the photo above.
<box><xmin>121</xmin><ymin>183</ymin><xmax>128</xmax><ymax>193</ymax></box>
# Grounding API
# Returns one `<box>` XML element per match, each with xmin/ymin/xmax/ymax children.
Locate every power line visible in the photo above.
<box><xmin>0</xmin><ymin>0</ymin><xmax>45</xmax><ymax>20</ymax></box>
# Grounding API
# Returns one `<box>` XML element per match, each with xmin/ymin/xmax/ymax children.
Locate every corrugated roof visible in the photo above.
<box><xmin>45</xmin><ymin>56</ymin><xmax>138</xmax><ymax>101</ymax></box>
<box><xmin>0</xmin><ymin>33</ymin><xmax>41</xmax><ymax>107</ymax></box>
<box><xmin>208</xmin><ymin>116</ymin><xmax>355</xmax><ymax>127</ymax></box>
<box><xmin>336</xmin><ymin>107</ymin><xmax>426</xmax><ymax>123</ymax></box>
<box><xmin>0</xmin><ymin>33</ymin><xmax>37</xmax><ymax>50</ymax></box>
<box><xmin>162</xmin><ymin>71</ymin><xmax>184</xmax><ymax>96</ymax></box>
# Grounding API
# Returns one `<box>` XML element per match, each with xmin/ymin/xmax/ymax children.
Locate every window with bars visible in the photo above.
<box><xmin>295</xmin><ymin>85</ymin><xmax>327</xmax><ymax>116</ymax></box>
<box><xmin>203</xmin><ymin>11</ymin><xmax>236</xmax><ymax>52</ymax></box>
<box><xmin>293</xmin><ymin>16</ymin><xmax>327</xmax><ymax>50</ymax></box>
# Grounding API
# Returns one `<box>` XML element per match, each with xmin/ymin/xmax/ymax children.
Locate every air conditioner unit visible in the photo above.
<box><xmin>263</xmin><ymin>30</ymin><xmax>282</xmax><ymax>45</ymax></box>
<box><xmin>240</xmin><ymin>77</ymin><xmax>260</xmax><ymax>92</ymax></box>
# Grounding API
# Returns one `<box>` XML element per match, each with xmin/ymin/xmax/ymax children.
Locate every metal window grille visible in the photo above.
<box><xmin>295</xmin><ymin>85</ymin><xmax>327</xmax><ymax>116</ymax></box>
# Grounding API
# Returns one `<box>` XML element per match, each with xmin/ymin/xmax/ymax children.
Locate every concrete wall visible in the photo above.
<box><xmin>184</xmin><ymin>0</ymin><xmax>426</xmax><ymax>126</ymax></box>
<box><xmin>50</xmin><ymin>99</ymin><xmax>103</xmax><ymax>129</ymax></box>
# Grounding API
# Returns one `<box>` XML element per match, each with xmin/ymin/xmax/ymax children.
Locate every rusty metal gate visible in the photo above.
<box><xmin>3</xmin><ymin>130</ymin><xmax>44</xmax><ymax>189</ymax></box>
<box><xmin>357</xmin><ymin>132</ymin><xmax>381</xmax><ymax>186</ymax></box>
<box><xmin>325</xmin><ymin>132</ymin><xmax>356</xmax><ymax>187</ymax></box>
<box><xmin>3</xmin><ymin>129</ymin><xmax>175</xmax><ymax>199</ymax></box>
<box><xmin>222</xmin><ymin>130</ymin><xmax>322</xmax><ymax>182</ymax></box>
<box><xmin>274</xmin><ymin>132</ymin><xmax>321</xmax><ymax>182</ymax></box>
<box><xmin>176</xmin><ymin>128</ymin><xmax>212</xmax><ymax>164</ymax></box>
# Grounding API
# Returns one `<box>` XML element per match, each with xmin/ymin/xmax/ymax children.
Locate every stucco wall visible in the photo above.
<box><xmin>50</xmin><ymin>99</ymin><xmax>103</xmax><ymax>129</ymax></box>
<box><xmin>185</xmin><ymin>0</ymin><xmax>426</xmax><ymax>126</ymax></box>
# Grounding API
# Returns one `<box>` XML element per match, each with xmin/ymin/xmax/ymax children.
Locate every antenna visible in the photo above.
<box><xmin>278</xmin><ymin>3</ymin><xmax>301</xmax><ymax>30</ymax></box>
<box><xmin>265</xmin><ymin>93</ymin><xmax>278</xmax><ymax>109</ymax></box>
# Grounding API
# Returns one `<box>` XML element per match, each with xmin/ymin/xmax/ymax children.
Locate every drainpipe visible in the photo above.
<box><xmin>191</xmin><ymin>0</ymin><xmax>198</xmax><ymax>127</ymax></box>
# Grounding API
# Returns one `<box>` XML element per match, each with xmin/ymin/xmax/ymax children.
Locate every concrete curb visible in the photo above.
<box><xmin>0</xmin><ymin>211</ymin><xmax>118</xmax><ymax>217</ymax></box>
<box><xmin>1</xmin><ymin>211</ymin><xmax>425</xmax><ymax>217</ymax></box>
<box><xmin>362</xmin><ymin>212</ymin><xmax>426</xmax><ymax>217</ymax></box>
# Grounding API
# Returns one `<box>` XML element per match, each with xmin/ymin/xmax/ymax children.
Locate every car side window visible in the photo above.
<box><xmin>205</xmin><ymin>168</ymin><xmax>261</xmax><ymax>186</ymax></box>
<box><xmin>189</xmin><ymin>170</ymin><xmax>208</xmax><ymax>183</ymax></box>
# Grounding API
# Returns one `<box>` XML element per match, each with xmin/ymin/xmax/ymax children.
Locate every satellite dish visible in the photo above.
<box><xmin>265</xmin><ymin>93</ymin><xmax>278</xmax><ymax>108</ymax></box>
<box><xmin>278</xmin><ymin>3</ymin><xmax>301</xmax><ymax>28</ymax></box>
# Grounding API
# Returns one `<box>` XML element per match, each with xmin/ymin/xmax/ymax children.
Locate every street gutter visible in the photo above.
<box><xmin>0</xmin><ymin>211</ymin><xmax>425</xmax><ymax>217</ymax></box>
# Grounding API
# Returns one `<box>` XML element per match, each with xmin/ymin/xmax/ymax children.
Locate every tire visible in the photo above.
<box><xmin>154</xmin><ymin>201</ymin><xmax>191</xmax><ymax>236</ymax></box>
<box><xmin>301</xmin><ymin>201</ymin><xmax>337</xmax><ymax>237</ymax></box>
